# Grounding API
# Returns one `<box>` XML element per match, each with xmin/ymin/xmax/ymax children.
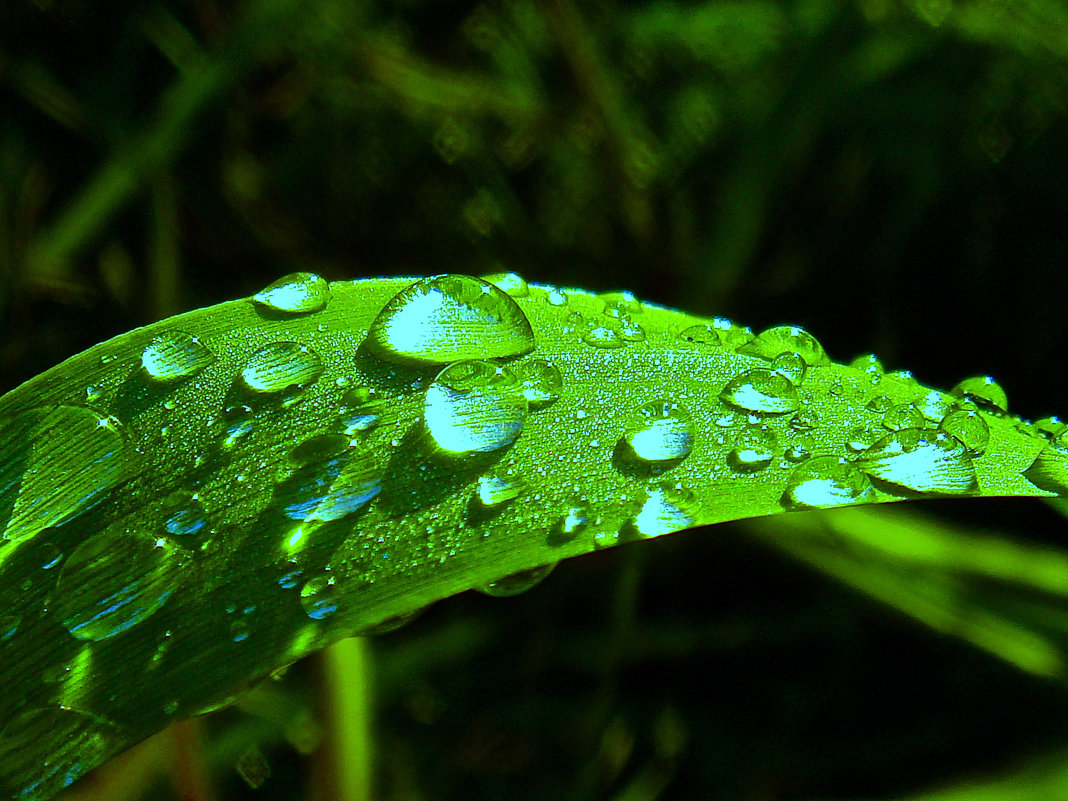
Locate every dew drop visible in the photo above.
<box><xmin>619</xmin><ymin>319</ymin><xmax>646</xmax><ymax>342</ymax></box>
<box><xmin>915</xmin><ymin>390</ymin><xmax>954</xmax><ymax>423</ymax></box>
<box><xmin>582</xmin><ymin>325</ymin><xmax>624</xmax><ymax>349</ymax></box>
<box><xmin>728</xmin><ymin>426</ymin><xmax>777</xmax><ymax>472</ymax></box>
<box><xmin>720</xmin><ymin>369</ymin><xmax>799</xmax><ymax>414</ymax></box>
<box><xmin>866</xmin><ymin>394</ymin><xmax>894</xmax><ymax>413</ymax></box>
<box><xmin>231</xmin><ymin>619</ymin><xmax>250</xmax><ymax>642</ymax></box>
<box><xmin>516</xmin><ymin>358</ymin><xmax>563</xmax><ymax>408</ymax></box>
<box><xmin>481</xmin><ymin>271</ymin><xmax>529</xmax><ymax>298</ymax></box>
<box><xmin>252</xmin><ymin>272</ymin><xmax>330</xmax><ymax>315</ymax></box>
<box><xmin>424</xmin><ymin>360</ymin><xmax>528</xmax><ymax>456</ymax></box>
<box><xmin>782</xmin><ymin>456</ymin><xmax>875</xmax><ymax>509</ymax></box>
<box><xmin>628</xmin><ymin>482</ymin><xmax>697</xmax><ymax>537</ymax></box>
<box><xmin>784</xmin><ymin>443</ymin><xmax>811</xmax><ymax>462</ymax></box>
<box><xmin>366</xmin><ymin>274</ymin><xmax>535</xmax><ymax>367</ymax></box>
<box><xmin>770</xmin><ymin>352</ymin><xmax>806</xmax><ymax>384</ymax></box>
<box><xmin>881</xmin><ymin>403</ymin><xmax>923</xmax><ymax>432</ymax></box>
<box><xmin>622</xmin><ymin>400</ymin><xmax>695</xmax><ymax>463</ymax></box>
<box><xmin>241</xmin><ymin>342</ymin><xmax>323</xmax><ymax>394</ymax></box>
<box><xmin>854</xmin><ymin>429</ymin><xmax>976</xmax><ymax>494</ymax></box>
<box><xmin>846</xmin><ymin>424</ymin><xmax>883</xmax><ymax>452</ymax></box>
<box><xmin>546</xmin><ymin>288</ymin><xmax>569</xmax><ymax>307</ymax></box>
<box><xmin>550</xmin><ymin>501</ymin><xmax>590</xmax><ymax>544</ymax></box>
<box><xmin>338</xmin><ymin>387</ymin><xmax>384</xmax><ymax>434</ymax></box>
<box><xmin>473</xmin><ymin>471</ymin><xmax>524</xmax><ymax>510</ymax></box>
<box><xmin>0</xmin><ymin>406</ymin><xmax>132</xmax><ymax>544</ymax></box>
<box><xmin>939</xmin><ymin>409</ymin><xmax>990</xmax><ymax>454</ymax></box>
<box><xmin>951</xmin><ymin>375</ymin><xmax>1008</xmax><ymax>413</ymax></box>
<box><xmin>300</xmin><ymin>574</ymin><xmax>339</xmax><ymax>620</ymax></box>
<box><xmin>789</xmin><ymin>410</ymin><xmax>817</xmax><ymax>432</ymax></box>
<box><xmin>163</xmin><ymin>494</ymin><xmax>208</xmax><ymax>537</ymax></box>
<box><xmin>1035</xmin><ymin>416</ymin><xmax>1067</xmax><ymax>440</ymax></box>
<box><xmin>738</xmin><ymin>325</ymin><xmax>829</xmax><ymax>364</ymax></box>
<box><xmin>599</xmin><ymin>291</ymin><xmax>643</xmax><ymax>317</ymax></box>
<box><xmin>850</xmin><ymin>353</ymin><xmax>885</xmax><ymax>377</ymax></box>
<box><xmin>55</xmin><ymin>530</ymin><xmax>179</xmax><ymax>641</ymax></box>
<box><xmin>141</xmin><ymin>331</ymin><xmax>215</xmax><ymax>383</ymax></box>
<box><xmin>275</xmin><ymin>450</ymin><xmax>381</xmax><ymax>524</ymax></box>
<box><xmin>478</xmin><ymin>563</ymin><xmax>555</xmax><ymax>597</ymax></box>
<box><xmin>288</xmin><ymin>433</ymin><xmax>351</xmax><ymax>467</ymax></box>
<box><xmin>678</xmin><ymin>317</ymin><xmax>753</xmax><ymax>348</ymax></box>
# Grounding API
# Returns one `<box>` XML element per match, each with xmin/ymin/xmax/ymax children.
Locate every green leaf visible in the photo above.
<box><xmin>0</xmin><ymin>271</ymin><xmax>1063</xmax><ymax>800</ymax></box>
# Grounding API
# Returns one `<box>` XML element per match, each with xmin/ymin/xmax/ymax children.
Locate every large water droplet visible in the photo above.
<box><xmin>628</xmin><ymin>482</ymin><xmax>698</xmax><ymax>537</ymax></box>
<box><xmin>0</xmin><ymin>705</ymin><xmax>120</xmax><ymax>800</ymax></box>
<box><xmin>939</xmin><ymin>409</ymin><xmax>990</xmax><ymax>454</ymax></box>
<box><xmin>1023</xmin><ymin>440</ymin><xmax>1068</xmax><ymax>495</ymax></box>
<box><xmin>141</xmin><ymin>331</ymin><xmax>215</xmax><ymax>383</ymax></box>
<box><xmin>678</xmin><ymin>318</ymin><xmax>753</xmax><ymax>348</ymax></box>
<box><xmin>516</xmin><ymin>358</ymin><xmax>563</xmax><ymax>408</ymax></box>
<box><xmin>55</xmin><ymin>530</ymin><xmax>180</xmax><ymax>640</ymax></box>
<box><xmin>783</xmin><ymin>457</ymin><xmax>875</xmax><ymax>508</ymax></box>
<box><xmin>951</xmin><ymin>375</ymin><xmax>1008</xmax><ymax>414</ymax></box>
<box><xmin>424</xmin><ymin>360</ymin><xmax>528</xmax><ymax>456</ymax></box>
<box><xmin>622</xmin><ymin>400</ymin><xmax>695</xmax><ymax>463</ymax></box>
<box><xmin>738</xmin><ymin>325</ymin><xmax>829</xmax><ymax>364</ymax></box>
<box><xmin>366</xmin><ymin>275</ymin><xmax>535</xmax><ymax>367</ymax></box>
<box><xmin>253</xmin><ymin>272</ymin><xmax>329</xmax><ymax>315</ymax></box>
<box><xmin>0</xmin><ymin>407</ymin><xmax>131</xmax><ymax>545</ymax></box>
<box><xmin>241</xmin><ymin>342</ymin><xmax>323</xmax><ymax>394</ymax></box>
<box><xmin>478</xmin><ymin>563</ymin><xmax>555</xmax><ymax>597</ymax></box>
<box><xmin>854</xmin><ymin>429</ymin><xmax>976</xmax><ymax>494</ymax></box>
<box><xmin>300</xmin><ymin>573</ymin><xmax>339</xmax><ymax>619</ymax></box>
<box><xmin>720</xmin><ymin>369</ymin><xmax>799</xmax><ymax>414</ymax></box>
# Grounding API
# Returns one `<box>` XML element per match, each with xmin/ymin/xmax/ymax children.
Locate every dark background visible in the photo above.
<box><xmin>4</xmin><ymin>1</ymin><xmax>1068</xmax><ymax>799</ymax></box>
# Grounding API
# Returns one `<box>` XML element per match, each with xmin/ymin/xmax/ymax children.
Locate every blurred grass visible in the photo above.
<box><xmin>3</xmin><ymin>0</ymin><xmax>1068</xmax><ymax>799</ymax></box>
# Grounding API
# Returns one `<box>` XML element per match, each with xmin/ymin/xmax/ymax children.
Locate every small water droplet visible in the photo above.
<box><xmin>738</xmin><ymin>325</ymin><xmax>829</xmax><ymax>363</ymax></box>
<box><xmin>678</xmin><ymin>317</ymin><xmax>754</xmax><ymax>348</ymax></box>
<box><xmin>622</xmin><ymin>400</ymin><xmax>695</xmax><ymax>463</ymax></box>
<box><xmin>275</xmin><ymin>450</ymin><xmax>382</xmax><ymax>524</ymax></box>
<box><xmin>728</xmin><ymin>426</ymin><xmax>777</xmax><ymax>472</ymax></box>
<box><xmin>854</xmin><ymin>429</ymin><xmax>976</xmax><ymax>494</ymax></box>
<box><xmin>0</xmin><ymin>614</ymin><xmax>20</xmax><ymax>640</ymax></box>
<box><xmin>516</xmin><ymin>358</ymin><xmax>563</xmax><ymax>408</ymax></box>
<box><xmin>338</xmin><ymin>387</ymin><xmax>384</xmax><ymax>434</ymax></box>
<box><xmin>424</xmin><ymin>360</ymin><xmax>528</xmax><ymax>456</ymax></box>
<box><xmin>619</xmin><ymin>319</ymin><xmax>646</xmax><ymax>342</ymax></box>
<box><xmin>141</xmin><ymin>331</ymin><xmax>216</xmax><ymax>383</ymax></box>
<box><xmin>582</xmin><ymin>325</ymin><xmax>624</xmax><ymax>349</ymax></box>
<box><xmin>850</xmin><ymin>353</ymin><xmax>885</xmax><ymax>377</ymax></box>
<box><xmin>720</xmin><ymin>369</ymin><xmax>799</xmax><ymax>414</ymax></box>
<box><xmin>253</xmin><ymin>272</ymin><xmax>330</xmax><ymax>315</ymax></box>
<box><xmin>300</xmin><ymin>574</ymin><xmax>339</xmax><ymax>619</ymax></box>
<box><xmin>550</xmin><ymin>500</ymin><xmax>589</xmax><ymax>544</ymax></box>
<box><xmin>599</xmin><ymin>291</ymin><xmax>643</xmax><ymax>317</ymax></box>
<box><xmin>481</xmin><ymin>271</ymin><xmax>530</xmax><ymax>298</ymax></box>
<box><xmin>231</xmin><ymin>619</ymin><xmax>250</xmax><ymax>642</ymax></box>
<box><xmin>241</xmin><ymin>342</ymin><xmax>323</xmax><ymax>395</ymax></box>
<box><xmin>366</xmin><ymin>275</ymin><xmax>535</xmax><ymax>367</ymax></box>
<box><xmin>628</xmin><ymin>482</ymin><xmax>698</xmax><ymax>537</ymax></box>
<box><xmin>783</xmin><ymin>457</ymin><xmax>875</xmax><ymax>508</ymax></box>
<box><xmin>770</xmin><ymin>352</ymin><xmax>806</xmax><ymax>384</ymax></box>
<box><xmin>288</xmin><ymin>434</ymin><xmax>351</xmax><ymax>467</ymax></box>
<box><xmin>846</xmin><ymin>424</ymin><xmax>883</xmax><ymax>452</ymax></box>
<box><xmin>789</xmin><ymin>411</ymin><xmax>817</xmax><ymax>432</ymax></box>
<box><xmin>85</xmin><ymin>385</ymin><xmax>103</xmax><ymax>403</ymax></box>
<box><xmin>164</xmin><ymin>494</ymin><xmax>207</xmax><ymax>537</ymax></box>
<box><xmin>882</xmin><ymin>403</ymin><xmax>924</xmax><ymax>431</ymax></box>
<box><xmin>473</xmin><ymin>471</ymin><xmax>524</xmax><ymax>511</ymax></box>
<box><xmin>939</xmin><ymin>409</ymin><xmax>990</xmax><ymax>454</ymax></box>
<box><xmin>478</xmin><ymin>563</ymin><xmax>555</xmax><ymax>597</ymax></box>
<box><xmin>55</xmin><ymin>530</ymin><xmax>179</xmax><ymax>640</ymax></box>
<box><xmin>915</xmin><ymin>390</ymin><xmax>954</xmax><ymax>423</ymax></box>
<box><xmin>546</xmin><ymin>288</ymin><xmax>569</xmax><ymax>307</ymax></box>
<box><xmin>219</xmin><ymin>418</ymin><xmax>254</xmax><ymax>451</ymax></box>
<box><xmin>951</xmin><ymin>375</ymin><xmax>1008</xmax><ymax>413</ymax></box>
<box><xmin>1035</xmin><ymin>416</ymin><xmax>1067</xmax><ymax>440</ymax></box>
<box><xmin>866</xmin><ymin>395</ymin><xmax>894</xmax><ymax>413</ymax></box>
<box><xmin>784</xmin><ymin>443</ymin><xmax>811</xmax><ymax>462</ymax></box>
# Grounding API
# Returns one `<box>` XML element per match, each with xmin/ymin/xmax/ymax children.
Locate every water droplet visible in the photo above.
<box><xmin>866</xmin><ymin>394</ymin><xmax>894</xmax><ymax>413</ymax></box>
<box><xmin>516</xmin><ymin>358</ymin><xmax>563</xmax><ymax>408</ymax></box>
<box><xmin>599</xmin><ymin>291</ymin><xmax>643</xmax><ymax>317</ymax></box>
<box><xmin>39</xmin><ymin>541</ymin><xmax>63</xmax><ymax>570</ymax></box>
<box><xmin>288</xmin><ymin>434</ymin><xmax>351</xmax><ymax>467</ymax></box>
<box><xmin>0</xmin><ymin>705</ymin><xmax>120</xmax><ymax>800</ymax></box>
<box><xmin>846</xmin><ymin>424</ymin><xmax>882</xmax><ymax>452</ymax></box>
<box><xmin>424</xmin><ymin>360</ymin><xmax>528</xmax><ymax>456</ymax></box>
<box><xmin>582</xmin><ymin>325</ymin><xmax>624</xmax><ymax>349</ymax></box>
<box><xmin>0</xmin><ymin>406</ymin><xmax>132</xmax><ymax>544</ymax></box>
<box><xmin>738</xmin><ymin>325</ymin><xmax>829</xmax><ymax>364</ymax></box>
<box><xmin>366</xmin><ymin>275</ymin><xmax>535</xmax><ymax>367</ymax></box>
<box><xmin>728</xmin><ymin>426</ymin><xmax>777</xmax><ymax>472</ymax></box>
<box><xmin>915</xmin><ymin>390</ymin><xmax>954</xmax><ymax>423</ymax></box>
<box><xmin>55</xmin><ymin>531</ymin><xmax>179</xmax><ymax>641</ymax></box>
<box><xmin>231</xmin><ymin>619</ymin><xmax>250</xmax><ymax>642</ymax></box>
<box><xmin>300</xmin><ymin>574</ymin><xmax>339</xmax><ymax>619</ymax></box>
<box><xmin>939</xmin><ymin>409</ymin><xmax>990</xmax><ymax>454</ymax></box>
<box><xmin>0</xmin><ymin>614</ymin><xmax>20</xmax><ymax>641</ymax></box>
<box><xmin>784</xmin><ymin>443</ymin><xmax>811</xmax><ymax>462</ymax></box>
<box><xmin>850</xmin><ymin>353</ymin><xmax>884</xmax><ymax>377</ymax></box>
<box><xmin>338</xmin><ymin>387</ymin><xmax>384</xmax><ymax>434</ymax></box>
<box><xmin>854</xmin><ymin>429</ymin><xmax>976</xmax><ymax>494</ymax></box>
<box><xmin>678</xmin><ymin>318</ymin><xmax>753</xmax><ymax>348</ymax></box>
<box><xmin>478</xmin><ymin>563</ymin><xmax>555</xmax><ymax>597</ymax></box>
<box><xmin>546</xmin><ymin>288</ymin><xmax>569</xmax><ymax>307</ymax></box>
<box><xmin>220</xmin><ymin>419</ymin><xmax>254</xmax><ymax>450</ymax></box>
<box><xmin>628</xmin><ymin>482</ymin><xmax>698</xmax><ymax>537</ymax></box>
<box><xmin>253</xmin><ymin>272</ymin><xmax>329</xmax><ymax>315</ymax></box>
<box><xmin>951</xmin><ymin>375</ymin><xmax>1008</xmax><ymax>413</ymax></box>
<box><xmin>473</xmin><ymin>471</ymin><xmax>524</xmax><ymax>511</ymax></box>
<box><xmin>720</xmin><ymin>369</ymin><xmax>799</xmax><ymax>414</ymax></box>
<box><xmin>622</xmin><ymin>400</ymin><xmax>695</xmax><ymax>463</ymax></box>
<box><xmin>163</xmin><ymin>494</ymin><xmax>207</xmax><ymax>537</ymax></box>
<box><xmin>550</xmin><ymin>501</ymin><xmax>589</xmax><ymax>544</ymax></box>
<box><xmin>241</xmin><ymin>342</ymin><xmax>323</xmax><ymax>394</ymax></box>
<box><xmin>619</xmin><ymin>319</ymin><xmax>646</xmax><ymax>342</ymax></box>
<box><xmin>1036</xmin><ymin>416</ymin><xmax>1067</xmax><ymax>440</ymax></box>
<box><xmin>789</xmin><ymin>411</ymin><xmax>817</xmax><ymax>432</ymax></box>
<box><xmin>481</xmin><ymin>271</ymin><xmax>529</xmax><ymax>298</ymax></box>
<box><xmin>275</xmin><ymin>450</ymin><xmax>381</xmax><ymax>524</ymax></box>
<box><xmin>783</xmin><ymin>457</ymin><xmax>875</xmax><ymax>509</ymax></box>
<box><xmin>770</xmin><ymin>352</ymin><xmax>806</xmax><ymax>384</ymax></box>
<box><xmin>85</xmin><ymin>384</ymin><xmax>103</xmax><ymax>403</ymax></box>
<box><xmin>141</xmin><ymin>331</ymin><xmax>216</xmax><ymax>383</ymax></box>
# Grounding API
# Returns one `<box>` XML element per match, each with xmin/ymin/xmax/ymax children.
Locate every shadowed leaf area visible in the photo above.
<box><xmin>3</xmin><ymin>1</ymin><xmax>1068</xmax><ymax>801</ymax></box>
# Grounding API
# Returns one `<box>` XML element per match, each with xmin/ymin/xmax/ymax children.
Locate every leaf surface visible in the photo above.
<box><xmin>0</xmin><ymin>272</ymin><xmax>1064</xmax><ymax>800</ymax></box>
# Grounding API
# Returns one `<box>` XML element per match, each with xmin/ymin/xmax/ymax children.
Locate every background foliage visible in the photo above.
<box><xmin>3</xmin><ymin>0</ymin><xmax>1068</xmax><ymax>799</ymax></box>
